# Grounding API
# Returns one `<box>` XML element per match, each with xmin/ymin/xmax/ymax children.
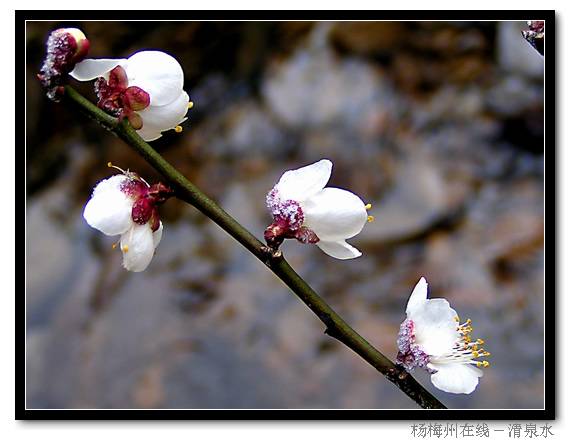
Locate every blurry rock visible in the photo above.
<box><xmin>486</xmin><ymin>76</ymin><xmax>543</xmax><ymax>117</ymax></box>
<box><xmin>329</xmin><ymin>21</ymin><xmax>406</xmax><ymax>56</ymax></box>
<box><xmin>497</xmin><ymin>21</ymin><xmax>543</xmax><ymax>78</ymax></box>
<box><xmin>471</xmin><ymin>180</ymin><xmax>544</xmax><ymax>263</ymax></box>
<box><xmin>192</xmin><ymin>99</ymin><xmax>292</xmax><ymax>158</ymax></box>
<box><xmin>411</xmin><ymin>23</ymin><xmax>489</xmax><ymax>55</ymax></box>
<box><xmin>26</xmin><ymin>188</ymin><xmax>75</xmax><ymax>309</ymax></box>
<box><xmin>359</xmin><ymin>159</ymin><xmax>461</xmax><ymax>244</ymax></box>
<box><xmin>132</xmin><ymin>365</ymin><xmax>165</xmax><ymax>408</ymax></box>
<box><xmin>263</xmin><ymin>25</ymin><xmax>396</xmax><ymax>131</ymax></box>
<box><xmin>411</xmin><ymin>86</ymin><xmax>484</xmax><ymax>128</ymax></box>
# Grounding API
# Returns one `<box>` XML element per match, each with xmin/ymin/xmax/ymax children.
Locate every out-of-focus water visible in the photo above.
<box><xmin>25</xmin><ymin>21</ymin><xmax>545</xmax><ymax>409</ymax></box>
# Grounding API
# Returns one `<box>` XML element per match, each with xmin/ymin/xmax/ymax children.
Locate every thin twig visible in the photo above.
<box><xmin>63</xmin><ymin>85</ymin><xmax>446</xmax><ymax>409</ymax></box>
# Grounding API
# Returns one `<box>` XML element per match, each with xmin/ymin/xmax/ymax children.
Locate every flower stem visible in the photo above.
<box><xmin>63</xmin><ymin>85</ymin><xmax>446</xmax><ymax>410</ymax></box>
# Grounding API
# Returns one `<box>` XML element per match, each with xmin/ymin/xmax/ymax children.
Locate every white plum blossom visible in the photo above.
<box><xmin>70</xmin><ymin>50</ymin><xmax>190</xmax><ymax>141</ymax></box>
<box><xmin>397</xmin><ymin>277</ymin><xmax>490</xmax><ymax>394</ymax></box>
<box><xmin>265</xmin><ymin>159</ymin><xmax>372</xmax><ymax>259</ymax></box>
<box><xmin>83</xmin><ymin>168</ymin><xmax>172</xmax><ymax>272</ymax></box>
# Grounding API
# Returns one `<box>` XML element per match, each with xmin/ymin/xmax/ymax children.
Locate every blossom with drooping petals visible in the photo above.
<box><xmin>83</xmin><ymin>165</ymin><xmax>173</xmax><ymax>272</ymax></box>
<box><xmin>70</xmin><ymin>50</ymin><xmax>191</xmax><ymax>141</ymax></box>
<box><xmin>264</xmin><ymin>159</ymin><xmax>371</xmax><ymax>259</ymax></box>
<box><xmin>396</xmin><ymin>277</ymin><xmax>490</xmax><ymax>394</ymax></box>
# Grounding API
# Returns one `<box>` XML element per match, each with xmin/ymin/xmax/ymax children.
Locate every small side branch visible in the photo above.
<box><xmin>62</xmin><ymin>85</ymin><xmax>446</xmax><ymax>410</ymax></box>
<box><xmin>522</xmin><ymin>20</ymin><xmax>545</xmax><ymax>56</ymax></box>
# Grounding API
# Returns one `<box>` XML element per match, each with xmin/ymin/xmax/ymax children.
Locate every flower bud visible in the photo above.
<box><xmin>521</xmin><ymin>20</ymin><xmax>544</xmax><ymax>56</ymax></box>
<box><xmin>37</xmin><ymin>28</ymin><xmax>91</xmax><ymax>101</ymax></box>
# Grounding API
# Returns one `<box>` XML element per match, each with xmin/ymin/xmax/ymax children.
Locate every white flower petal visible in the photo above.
<box><xmin>412</xmin><ymin>298</ymin><xmax>459</xmax><ymax>356</ymax></box>
<box><xmin>316</xmin><ymin>240</ymin><xmax>362</xmax><ymax>259</ymax></box>
<box><xmin>120</xmin><ymin>224</ymin><xmax>155</xmax><ymax>272</ymax></box>
<box><xmin>125</xmin><ymin>51</ymin><xmax>184</xmax><ymax>106</ymax></box>
<box><xmin>430</xmin><ymin>363</ymin><xmax>483</xmax><ymax>394</ymax></box>
<box><xmin>153</xmin><ymin>222</ymin><xmax>163</xmax><ymax>249</ymax></box>
<box><xmin>135</xmin><ymin>126</ymin><xmax>163</xmax><ymax>142</ymax></box>
<box><xmin>406</xmin><ymin>277</ymin><xmax>429</xmax><ymax>316</ymax></box>
<box><xmin>83</xmin><ymin>175</ymin><xmax>134</xmax><ymax>236</ymax></box>
<box><xmin>275</xmin><ymin>159</ymin><xmax>332</xmax><ymax>202</ymax></box>
<box><xmin>302</xmin><ymin>187</ymin><xmax>367</xmax><ymax>241</ymax></box>
<box><xmin>69</xmin><ymin>58</ymin><xmax>126</xmax><ymax>81</ymax></box>
<box><xmin>137</xmin><ymin>91</ymin><xmax>189</xmax><ymax>141</ymax></box>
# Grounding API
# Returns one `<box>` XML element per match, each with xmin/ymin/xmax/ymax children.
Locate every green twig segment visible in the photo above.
<box><xmin>63</xmin><ymin>85</ymin><xmax>446</xmax><ymax>410</ymax></box>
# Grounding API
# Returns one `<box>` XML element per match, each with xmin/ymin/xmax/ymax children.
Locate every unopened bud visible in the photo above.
<box><xmin>37</xmin><ymin>27</ymin><xmax>91</xmax><ymax>101</ymax></box>
<box><xmin>63</xmin><ymin>28</ymin><xmax>90</xmax><ymax>61</ymax></box>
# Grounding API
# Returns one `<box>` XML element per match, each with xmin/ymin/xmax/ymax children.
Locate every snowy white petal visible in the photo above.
<box><xmin>406</xmin><ymin>277</ymin><xmax>429</xmax><ymax>316</ymax></box>
<box><xmin>120</xmin><ymin>224</ymin><xmax>156</xmax><ymax>272</ymax></box>
<box><xmin>83</xmin><ymin>175</ymin><xmax>134</xmax><ymax>236</ymax></box>
<box><xmin>152</xmin><ymin>222</ymin><xmax>163</xmax><ymax>249</ymax></box>
<box><xmin>124</xmin><ymin>51</ymin><xmax>184</xmax><ymax>106</ymax></box>
<box><xmin>69</xmin><ymin>58</ymin><xmax>126</xmax><ymax>81</ymax></box>
<box><xmin>412</xmin><ymin>298</ymin><xmax>459</xmax><ymax>356</ymax></box>
<box><xmin>275</xmin><ymin>159</ymin><xmax>332</xmax><ymax>202</ymax></box>
<box><xmin>302</xmin><ymin>187</ymin><xmax>367</xmax><ymax>241</ymax></box>
<box><xmin>430</xmin><ymin>363</ymin><xmax>483</xmax><ymax>394</ymax></box>
<box><xmin>316</xmin><ymin>240</ymin><xmax>362</xmax><ymax>259</ymax></box>
<box><xmin>137</xmin><ymin>91</ymin><xmax>189</xmax><ymax>141</ymax></box>
<box><xmin>135</xmin><ymin>126</ymin><xmax>163</xmax><ymax>142</ymax></box>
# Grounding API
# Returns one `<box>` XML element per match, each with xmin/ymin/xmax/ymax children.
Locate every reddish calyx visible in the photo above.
<box><xmin>120</xmin><ymin>174</ymin><xmax>174</xmax><ymax>232</ymax></box>
<box><xmin>95</xmin><ymin>66</ymin><xmax>150</xmax><ymax>129</ymax></box>
<box><xmin>264</xmin><ymin>198</ymin><xmax>319</xmax><ymax>249</ymax></box>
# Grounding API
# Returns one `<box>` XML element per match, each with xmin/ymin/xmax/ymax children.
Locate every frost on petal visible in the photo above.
<box><xmin>69</xmin><ymin>58</ymin><xmax>126</xmax><ymax>81</ymax></box>
<box><xmin>137</xmin><ymin>91</ymin><xmax>190</xmax><ymax>141</ymax></box>
<box><xmin>412</xmin><ymin>298</ymin><xmax>459</xmax><ymax>356</ymax></box>
<box><xmin>430</xmin><ymin>363</ymin><xmax>483</xmax><ymax>394</ymax></box>
<box><xmin>83</xmin><ymin>175</ymin><xmax>134</xmax><ymax>236</ymax></box>
<box><xmin>274</xmin><ymin>159</ymin><xmax>332</xmax><ymax>202</ymax></box>
<box><xmin>406</xmin><ymin>277</ymin><xmax>429</xmax><ymax>316</ymax></box>
<box><xmin>120</xmin><ymin>224</ymin><xmax>156</xmax><ymax>272</ymax></box>
<box><xmin>152</xmin><ymin>222</ymin><xmax>163</xmax><ymax>249</ymax></box>
<box><xmin>316</xmin><ymin>240</ymin><xmax>362</xmax><ymax>259</ymax></box>
<box><xmin>302</xmin><ymin>187</ymin><xmax>367</xmax><ymax>241</ymax></box>
<box><xmin>125</xmin><ymin>51</ymin><xmax>184</xmax><ymax>106</ymax></box>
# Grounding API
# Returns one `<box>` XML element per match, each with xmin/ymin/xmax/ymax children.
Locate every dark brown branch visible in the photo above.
<box><xmin>62</xmin><ymin>85</ymin><xmax>446</xmax><ymax>409</ymax></box>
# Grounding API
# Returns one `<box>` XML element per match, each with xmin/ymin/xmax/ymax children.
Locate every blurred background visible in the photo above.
<box><xmin>25</xmin><ymin>20</ymin><xmax>544</xmax><ymax>409</ymax></box>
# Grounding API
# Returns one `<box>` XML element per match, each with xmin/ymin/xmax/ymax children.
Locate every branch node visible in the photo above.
<box><xmin>260</xmin><ymin>245</ymin><xmax>283</xmax><ymax>266</ymax></box>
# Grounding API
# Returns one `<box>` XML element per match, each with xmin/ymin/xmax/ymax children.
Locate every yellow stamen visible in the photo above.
<box><xmin>175</xmin><ymin>125</ymin><xmax>183</xmax><ymax>133</ymax></box>
<box><xmin>454</xmin><ymin>316</ymin><xmax>460</xmax><ymax>322</ymax></box>
<box><xmin>188</xmin><ymin>101</ymin><xmax>194</xmax><ymax>109</ymax></box>
<box><xmin>112</xmin><ymin>243</ymin><xmax>117</xmax><ymax>249</ymax></box>
<box><xmin>122</xmin><ymin>245</ymin><xmax>129</xmax><ymax>253</ymax></box>
<box><xmin>476</xmin><ymin>339</ymin><xmax>485</xmax><ymax>345</ymax></box>
<box><xmin>107</xmin><ymin>162</ymin><xmax>127</xmax><ymax>174</ymax></box>
<box><xmin>365</xmin><ymin>203</ymin><xmax>372</xmax><ymax>210</ymax></box>
<box><xmin>477</xmin><ymin>361</ymin><xmax>490</xmax><ymax>368</ymax></box>
<box><xmin>367</xmin><ymin>215</ymin><xmax>375</xmax><ymax>223</ymax></box>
